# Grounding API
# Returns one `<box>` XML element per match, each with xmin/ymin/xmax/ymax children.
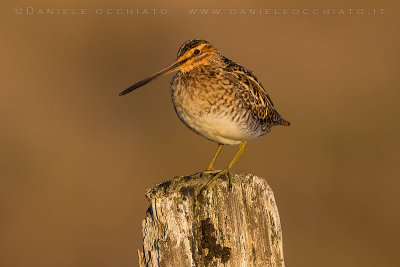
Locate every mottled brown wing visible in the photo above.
<box><xmin>223</xmin><ymin>58</ymin><xmax>285</xmax><ymax>126</ymax></box>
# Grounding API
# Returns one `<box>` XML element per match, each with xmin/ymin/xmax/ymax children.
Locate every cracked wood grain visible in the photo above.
<box><xmin>138</xmin><ymin>173</ymin><xmax>284</xmax><ymax>267</ymax></box>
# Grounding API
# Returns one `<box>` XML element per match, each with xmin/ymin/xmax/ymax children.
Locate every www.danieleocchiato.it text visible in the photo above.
<box><xmin>187</xmin><ymin>8</ymin><xmax>385</xmax><ymax>15</ymax></box>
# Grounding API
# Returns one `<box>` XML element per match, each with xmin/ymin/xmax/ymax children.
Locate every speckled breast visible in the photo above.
<box><xmin>169</xmin><ymin>71</ymin><xmax>265</xmax><ymax>145</ymax></box>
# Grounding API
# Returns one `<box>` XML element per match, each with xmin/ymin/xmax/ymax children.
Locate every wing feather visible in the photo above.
<box><xmin>222</xmin><ymin>57</ymin><xmax>285</xmax><ymax>126</ymax></box>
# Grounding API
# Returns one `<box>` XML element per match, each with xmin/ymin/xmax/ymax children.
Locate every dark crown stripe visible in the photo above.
<box><xmin>177</xmin><ymin>39</ymin><xmax>209</xmax><ymax>58</ymax></box>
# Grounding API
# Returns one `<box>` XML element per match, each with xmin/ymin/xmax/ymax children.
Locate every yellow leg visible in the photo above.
<box><xmin>227</xmin><ymin>141</ymin><xmax>247</xmax><ymax>169</ymax></box>
<box><xmin>201</xmin><ymin>141</ymin><xmax>247</xmax><ymax>192</ymax></box>
<box><xmin>207</xmin><ymin>144</ymin><xmax>224</xmax><ymax>171</ymax></box>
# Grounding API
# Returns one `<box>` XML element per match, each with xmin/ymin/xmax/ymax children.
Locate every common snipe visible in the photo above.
<box><xmin>120</xmin><ymin>39</ymin><xmax>290</xmax><ymax>189</ymax></box>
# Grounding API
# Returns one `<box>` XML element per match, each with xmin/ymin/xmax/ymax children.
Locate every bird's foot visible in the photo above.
<box><xmin>199</xmin><ymin>169</ymin><xmax>231</xmax><ymax>193</ymax></box>
<box><xmin>201</xmin><ymin>169</ymin><xmax>223</xmax><ymax>177</ymax></box>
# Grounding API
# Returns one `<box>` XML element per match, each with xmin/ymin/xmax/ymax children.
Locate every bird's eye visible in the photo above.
<box><xmin>194</xmin><ymin>49</ymin><xmax>200</xmax><ymax>55</ymax></box>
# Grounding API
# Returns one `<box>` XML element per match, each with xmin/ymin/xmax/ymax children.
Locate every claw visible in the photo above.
<box><xmin>199</xmin><ymin>169</ymin><xmax>230</xmax><ymax>193</ymax></box>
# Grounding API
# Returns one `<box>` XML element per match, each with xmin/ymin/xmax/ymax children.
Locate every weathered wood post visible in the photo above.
<box><xmin>138</xmin><ymin>173</ymin><xmax>284</xmax><ymax>266</ymax></box>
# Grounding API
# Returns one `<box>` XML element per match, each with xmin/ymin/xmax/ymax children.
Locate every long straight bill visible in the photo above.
<box><xmin>119</xmin><ymin>61</ymin><xmax>182</xmax><ymax>96</ymax></box>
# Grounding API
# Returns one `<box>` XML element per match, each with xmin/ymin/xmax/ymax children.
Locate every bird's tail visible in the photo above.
<box><xmin>276</xmin><ymin>115</ymin><xmax>290</xmax><ymax>126</ymax></box>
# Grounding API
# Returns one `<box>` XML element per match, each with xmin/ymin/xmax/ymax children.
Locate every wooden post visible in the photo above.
<box><xmin>138</xmin><ymin>173</ymin><xmax>285</xmax><ymax>267</ymax></box>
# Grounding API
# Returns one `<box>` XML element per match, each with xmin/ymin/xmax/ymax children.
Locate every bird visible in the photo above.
<box><xmin>119</xmin><ymin>39</ymin><xmax>290</xmax><ymax>189</ymax></box>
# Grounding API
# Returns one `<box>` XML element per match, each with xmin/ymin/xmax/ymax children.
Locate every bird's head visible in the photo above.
<box><xmin>175</xmin><ymin>39</ymin><xmax>221</xmax><ymax>72</ymax></box>
<box><xmin>119</xmin><ymin>39</ymin><xmax>221</xmax><ymax>96</ymax></box>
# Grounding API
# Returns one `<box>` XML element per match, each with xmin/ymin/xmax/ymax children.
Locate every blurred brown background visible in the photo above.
<box><xmin>1</xmin><ymin>0</ymin><xmax>399</xmax><ymax>266</ymax></box>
